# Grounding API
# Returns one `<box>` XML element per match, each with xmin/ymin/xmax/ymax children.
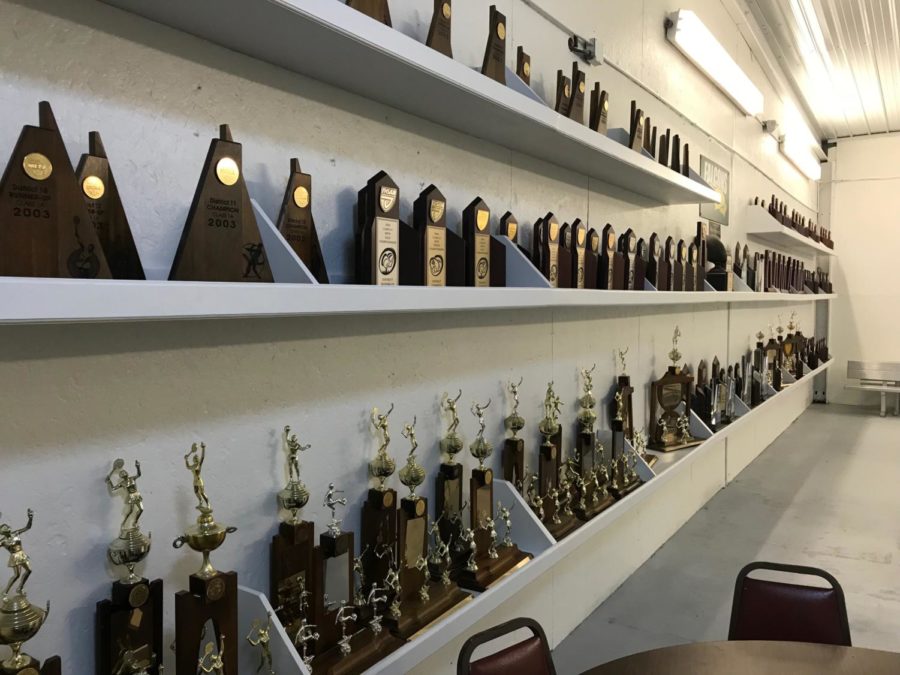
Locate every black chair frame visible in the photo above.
<box><xmin>728</xmin><ymin>560</ymin><xmax>851</xmax><ymax>645</ymax></box>
<box><xmin>457</xmin><ymin>616</ymin><xmax>557</xmax><ymax>675</ymax></box>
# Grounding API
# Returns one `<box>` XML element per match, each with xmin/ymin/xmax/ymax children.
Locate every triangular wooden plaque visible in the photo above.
<box><xmin>276</xmin><ymin>158</ymin><xmax>329</xmax><ymax>284</ymax></box>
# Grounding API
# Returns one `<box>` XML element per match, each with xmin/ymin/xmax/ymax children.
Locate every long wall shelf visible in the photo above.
<box><xmin>745</xmin><ymin>205</ymin><xmax>836</xmax><ymax>257</ymax></box>
<box><xmin>367</xmin><ymin>359</ymin><xmax>833</xmax><ymax>673</ymax></box>
<box><xmin>0</xmin><ymin>277</ymin><xmax>836</xmax><ymax>325</ymax></box>
<box><xmin>102</xmin><ymin>0</ymin><xmax>720</xmax><ymax>206</ymax></box>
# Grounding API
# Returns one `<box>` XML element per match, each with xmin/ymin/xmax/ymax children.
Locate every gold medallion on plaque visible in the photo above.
<box><xmin>603</xmin><ymin>99</ymin><xmax>609</xmax><ymax>112</ymax></box>
<box><xmin>429</xmin><ymin>199</ymin><xmax>445</xmax><ymax>223</ymax></box>
<box><xmin>379</xmin><ymin>186</ymin><xmax>398</xmax><ymax>213</ymax></box>
<box><xmin>484</xmin><ymin>469</ymin><xmax>493</xmax><ymax>484</ymax></box>
<box><xmin>507</xmin><ymin>221</ymin><xmax>518</xmax><ymax>240</ymax></box>
<box><xmin>564</xmin><ymin>83</ymin><xmax>571</xmax><ymax>98</ymax></box>
<box><xmin>82</xmin><ymin>175</ymin><xmax>105</xmax><ymax>200</ymax></box>
<box><xmin>476</xmin><ymin>209</ymin><xmax>489</xmax><ymax>231</ymax></box>
<box><xmin>549</xmin><ymin>221</ymin><xmax>560</xmax><ymax>241</ymax></box>
<box><xmin>638</xmin><ymin>114</ymin><xmax>645</xmax><ymax>127</ymax></box>
<box><xmin>577</xmin><ymin>228</ymin><xmax>586</xmax><ymax>246</ymax></box>
<box><xmin>523</xmin><ymin>62</ymin><xmax>531</xmax><ymax>78</ymax></box>
<box><xmin>442</xmin><ymin>2</ymin><xmax>451</xmax><ymax>19</ymax></box>
<box><xmin>206</xmin><ymin>577</ymin><xmax>226</xmax><ymax>601</ymax></box>
<box><xmin>293</xmin><ymin>186</ymin><xmax>310</xmax><ymax>208</ymax></box>
<box><xmin>497</xmin><ymin>22</ymin><xmax>506</xmax><ymax>40</ymax></box>
<box><xmin>22</xmin><ymin>152</ymin><xmax>52</xmax><ymax>181</ymax></box>
<box><xmin>215</xmin><ymin>157</ymin><xmax>240</xmax><ymax>186</ymax></box>
<box><xmin>607</xmin><ymin>232</ymin><xmax>615</xmax><ymax>250</ymax></box>
<box><xmin>579</xmin><ymin>81</ymin><xmax>586</xmax><ymax>94</ymax></box>
<box><xmin>383</xmin><ymin>491</ymin><xmax>395</xmax><ymax>508</ymax></box>
<box><xmin>590</xmin><ymin>231</ymin><xmax>599</xmax><ymax>252</ymax></box>
<box><xmin>415</xmin><ymin>499</ymin><xmax>426</xmax><ymax>517</ymax></box>
<box><xmin>129</xmin><ymin>582</ymin><xmax>150</xmax><ymax>608</ymax></box>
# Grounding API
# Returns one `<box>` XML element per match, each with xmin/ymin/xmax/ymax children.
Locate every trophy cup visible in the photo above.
<box><xmin>97</xmin><ymin>459</ymin><xmax>162</xmax><ymax>675</ymax></box>
<box><xmin>169</xmin><ymin>125</ymin><xmax>273</xmax><ymax>282</ymax></box>
<box><xmin>435</xmin><ymin>391</ymin><xmax>465</xmax><ymax>577</ymax></box>
<box><xmin>502</xmin><ymin>378</ymin><xmax>526</xmax><ymax>488</ymax></box>
<box><xmin>0</xmin><ymin>509</ymin><xmax>60</xmax><ymax>675</ymax></box>
<box><xmin>245</xmin><ymin>613</ymin><xmax>275</xmax><ymax>675</ymax></box>
<box><xmin>276</xmin><ymin>159</ymin><xmax>329</xmax><ymax>284</ymax></box>
<box><xmin>360</xmin><ymin>405</ymin><xmax>398</xmax><ymax>615</ymax></box>
<box><xmin>458</xmin><ymin>400</ymin><xmax>530</xmax><ymax>591</ymax></box>
<box><xmin>648</xmin><ymin>327</ymin><xmax>703</xmax><ymax>452</ymax></box>
<box><xmin>270</xmin><ymin>426</ymin><xmax>316</xmax><ymax>639</ymax></box>
<box><xmin>172</xmin><ymin>442</ymin><xmax>238</xmax><ymax>675</ymax></box>
<box><xmin>389</xmin><ymin>419</ymin><xmax>467</xmax><ymax>637</ymax></box>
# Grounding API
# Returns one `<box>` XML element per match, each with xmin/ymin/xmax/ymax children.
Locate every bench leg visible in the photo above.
<box><xmin>881</xmin><ymin>392</ymin><xmax>887</xmax><ymax>417</ymax></box>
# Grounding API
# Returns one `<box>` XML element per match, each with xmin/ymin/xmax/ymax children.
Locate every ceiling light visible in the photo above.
<box><xmin>666</xmin><ymin>9</ymin><xmax>764</xmax><ymax>116</ymax></box>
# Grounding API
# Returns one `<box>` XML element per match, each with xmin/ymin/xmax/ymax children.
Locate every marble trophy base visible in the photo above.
<box><xmin>457</xmin><ymin>545</ymin><xmax>531</xmax><ymax>592</ymax></box>
<box><xmin>386</xmin><ymin>580</ymin><xmax>470</xmax><ymax>640</ymax></box>
<box><xmin>310</xmin><ymin>625</ymin><xmax>405</xmax><ymax>675</ymax></box>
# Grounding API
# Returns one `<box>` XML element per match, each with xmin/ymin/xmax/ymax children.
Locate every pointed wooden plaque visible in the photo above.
<box><xmin>276</xmin><ymin>158</ymin><xmax>329</xmax><ymax>284</ymax></box>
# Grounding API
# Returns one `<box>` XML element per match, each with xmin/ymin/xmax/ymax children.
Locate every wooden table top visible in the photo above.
<box><xmin>581</xmin><ymin>640</ymin><xmax>900</xmax><ymax>674</ymax></box>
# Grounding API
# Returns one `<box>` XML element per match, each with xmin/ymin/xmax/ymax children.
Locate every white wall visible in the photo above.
<box><xmin>824</xmin><ymin>134</ymin><xmax>900</xmax><ymax>406</ymax></box>
<box><xmin>0</xmin><ymin>0</ymin><xmax>821</xmax><ymax>671</ymax></box>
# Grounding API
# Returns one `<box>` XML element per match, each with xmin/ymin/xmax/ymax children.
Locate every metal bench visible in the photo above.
<box><xmin>846</xmin><ymin>361</ymin><xmax>900</xmax><ymax>417</ymax></box>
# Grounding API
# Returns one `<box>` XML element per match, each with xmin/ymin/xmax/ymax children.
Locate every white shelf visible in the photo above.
<box><xmin>101</xmin><ymin>0</ymin><xmax>720</xmax><ymax>206</ymax></box>
<box><xmin>0</xmin><ymin>277</ymin><xmax>836</xmax><ymax>325</ymax></box>
<box><xmin>745</xmin><ymin>206</ymin><xmax>836</xmax><ymax>258</ymax></box>
<box><xmin>367</xmin><ymin>359</ymin><xmax>832</xmax><ymax>673</ymax></box>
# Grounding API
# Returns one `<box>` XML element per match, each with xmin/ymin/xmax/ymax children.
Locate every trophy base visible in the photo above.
<box><xmin>0</xmin><ymin>656</ymin><xmax>61</xmax><ymax>675</ymax></box>
<box><xmin>647</xmin><ymin>438</ymin><xmax>703</xmax><ymax>453</ymax></box>
<box><xmin>610</xmin><ymin>478</ymin><xmax>643</xmax><ymax>500</ymax></box>
<box><xmin>387</xmin><ymin>581</ymin><xmax>471</xmax><ymax>640</ymax></box>
<box><xmin>457</xmin><ymin>546</ymin><xmax>531</xmax><ymax>593</ymax></box>
<box><xmin>575</xmin><ymin>491</ymin><xmax>616</xmax><ymax>521</ymax></box>
<box><xmin>642</xmin><ymin>453</ymin><xmax>659</xmax><ymax>468</ymax></box>
<box><xmin>545</xmin><ymin>512</ymin><xmax>583</xmax><ymax>541</ymax></box>
<box><xmin>310</xmin><ymin>626</ymin><xmax>405</xmax><ymax>675</ymax></box>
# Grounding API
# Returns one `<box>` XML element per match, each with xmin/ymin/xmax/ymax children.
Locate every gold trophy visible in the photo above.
<box><xmin>172</xmin><ymin>442</ymin><xmax>238</xmax><ymax>675</ymax></box>
<box><xmin>245</xmin><ymin>613</ymin><xmax>275</xmax><ymax>675</ymax></box>
<box><xmin>98</xmin><ymin>459</ymin><xmax>161</xmax><ymax>675</ymax></box>
<box><xmin>0</xmin><ymin>509</ymin><xmax>59</xmax><ymax>675</ymax></box>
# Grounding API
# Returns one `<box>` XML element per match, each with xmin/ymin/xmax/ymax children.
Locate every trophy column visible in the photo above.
<box><xmin>502</xmin><ymin>378</ymin><xmax>525</xmax><ymax>488</ymax></box>
<box><xmin>535</xmin><ymin>383</ymin><xmax>581</xmax><ymax>540</ymax></box>
<box><xmin>96</xmin><ymin>458</ymin><xmax>162</xmax><ymax>675</ymax></box>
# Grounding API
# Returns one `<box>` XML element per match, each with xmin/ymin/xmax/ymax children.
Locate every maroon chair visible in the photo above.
<box><xmin>457</xmin><ymin>617</ymin><xmax>556</xmax><ymax>675</ymax></box>
<box><xmin>729</xmin><ymin>561</ymin><xmax>851</xmax><ymax>646</ymax></box>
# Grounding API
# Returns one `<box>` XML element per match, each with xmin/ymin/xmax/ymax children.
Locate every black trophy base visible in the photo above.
<box><xmin>457</xmin><ymin>546</ymin><xmax>531</xmax><ymax>593</ymax></box>
<box><xmin>610</xmin><ymin>478</ymin><xmax>643</xmax><ymax>500</ymax></box>
<box><xmin>1</xmin><ymin>656</ymin><xmax>61</xmax><ymax>675</ymax></box>
<box><xmin>647</xmin><ymin>438</ymin><xmax>703</xmax><ymax>453</ymax></box>
<box><xmin>387</xmin><ymin>581</ymin><xmax>470</xmax><ymax>640</ymax></box>
<box><xmin>642</xmin><ymin>453</ymin><xmax>659</xmax><ymax>468</ymax></box>
<box><xmin>310</xmin><ymin>626</ymin><xmax>405</xmax><ymax>675</ymax></box>
<box><xmin>575</xmin><ymin>491</ymin><xmax>616</xmax><ymax>521</ymax></box>
<box><xmin>545</xmin><ymin>511</ymin><xmax>583</xmax><ymax>541</ymax></box>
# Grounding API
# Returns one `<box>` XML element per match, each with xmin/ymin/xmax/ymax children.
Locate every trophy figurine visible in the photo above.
<box><xmin>502</xmin><ymin>378</ymin><xmax>526</xmax><ymax>487</ymax></box>
<box><xmin>295</xmin><ymin>620</ymin><xmax>318</xmax><ymax>668</ymax></box>
<box><xmin>370</xmin><ymin>404</ymin><xmax>397</xmax><ymax>490</ymax></box>
<box><xmin>648</xmin><ymin>327</ymin><xmax>702</xmax><ymax>452</ymax></box>
<box><xmin>436</xmin><ymin>390</ymin><xmax>466</xmax><ymax>577</ymax></box>
<box><xmin>611</xmin><ymin>430</ymin><xmax>644</xmax><ymax>498</ymax></box>
<box><xmin>469</xmin><ymin>399</ymin><xmax>493</xmax><ymax>470</ymax></box>
<box><xmin>366</xmin><ymin>584</ymin><xmax>388</xmax><ymax>635</ymax></box>
<box><xmin>0</xmin><ymin>509</ymin><xmax>59</xmax><ymax>675</ymax></box>
<box><xmin>97</xmin><ymin>459</ymin><xmax>162</xmax><ymax>675</ymax></box>
<box><xmin>245</xmin><ymin>613</ymin><xmax>275</xmax><ymax>675</ymax></box>
<box><xmin>324</xmin><ymin>483</ymin><xmax>347</xmax><ymax>537</ymax></box>
<box><xmin>270</xmin><ymin>425</ymin><xmax>315</xmax><ymax>641</ymax></box>
<box><xmin>439</xmin><ymin>391</ymin><xmax>465</xmax><ymax>462</ymax></box>
<box><xmin>398</xmin><ymin>418</ymin><xmax>426</xmax><ymax>499</ymax></box>
<box><xmin>498</xmin><ymin>502</ymin><xmax>514</xmax><ymax>548</ymax></box>
<box><xmin>537</xmin><ymin>383</ymin><xmax>580</xmax><ymax>539</ymax></box>
<box><xmin>573</xmin><ymin>365</ymin><xmax>610</xmax><ymax>519</ymax></box>
<box><xmin>335</xmin><ymin>602</ymin><xmax>357</xmax><ymax>657</ymax></box>
<box><xmin>197</xmin><ymin>637</ymin><xmax>226</xmax><ymax>674</ymax></box>
<box><xmin>172</xmin><ymin>442</ymin><xmax>238</xmax><ymax>675</ymax></box>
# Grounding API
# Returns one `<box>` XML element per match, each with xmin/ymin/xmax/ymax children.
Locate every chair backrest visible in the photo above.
<box><xmin>847</xmin><ymin>361</ymin><xmax>900</xmax><ymax>383</ymax></box>
<box><xmin>457</xmin><ymin>617</ymin><xmax>556</xmax><ymax>675</ymax></box>
<box><xmin>729</xmin><ymin>561</ymin><xmax>851</xmax><ymax>646</ymax></box>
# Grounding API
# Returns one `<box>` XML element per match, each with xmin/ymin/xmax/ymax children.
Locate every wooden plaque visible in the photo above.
<box><xmin>670</xmin><ymin>134</ymin><xmax>681</xmax><ymax>173</ymax></box>
<box><xmin>568</xmin><ymin>62</ymin><xmax>586</xmax><ymax>124</ymax></box>
<box><xmin>646</xmin><ymin>234</ymin><xmax>662</xmax><ymax>289</ymax></box>
<box><xmin>357</xmin><ymin>171</ymin><xmax>400</xmax><ymax>285</ymax></box>
<box><xmin>557</xmin><ymin>222</ymin><xmax>572</xmax><ymax>289</ymax></box>
<box><xmin>540</xmin><ymin>213</ymin><xmax>561</xmax><ymax>287</ymax></box>
<box><xmin>516</xmin><ymin>46</ymin><xmax>531</xmax><ymax>85</ymax></box>
<box><xmin>276</xmin><ymin>158</ymin><xmax>329</xmax><ymax>284</ymax></box>
<box><xmin>629</xmin><ymin>105</ymin><xmax>645</xmax><ymax>152</ymax></box>
<box><xmin>169</xmin><ymin>125</ymin><xmax>273</xmax><ymax>282</ymax></box>
<box><xmin>0</xmin><ymin>102</ymin><xmax>111</xmax><ymax>279</ymax></box>
<box><xmin>481</xmin><ymin>6</ymin><xmax>507</xmax><ymax>84</ymax></box>
<box><xmin>634</xmin><ymin>238</ymin><xmax>648</xmax><ymax>291</ymax></box>
<box><xmin>666</xmin><ymin>237</ymin><xmax>682</xmax><ymax>291</ymax></box>
<box><xmin>695</xmin><ymin>221</ymin><xmax>709</xmax><ymax>290</ymax></box>
<box><xmin>175</xmin><ymin>572</ymin><xmax>238</xmax><ymax>675</ymax></box>
<box><xmin>462</xmin><ymin>197</ymin><xmax>491</xmax><ymax>287</ymax></box>
<box><xmin>686</xmin><ymin>242</ymin><xmax>698</xmax><ymax>292</ymax></box>
<box><xmin>619</xmin><ymin>228</ymin><xmax>637</xmax><ymax>290</ymax></box>
<box><xmin>555</xmin><ymin>71</ymin><xmax>572</xmax><ymax>117</ymax></box>
<box><xmin>413</xmin><ymin>184</ymin><xmax>448</xmax><ymax>287</ymax></box>
<box><xmin>682</xmin><ymin>142</ymin><xmax>690</xmax><ymax>177</ymax></box>
<box><xmin>490</xmin><ymin>234</ymin><xmax>506</xmax><ymax>287</ymax></box>
<box><xmin>571</xmin><ymin>219</ymin><xmax>587</xmax><ymax>289</ymax></box>
<box><xmin>426</xmin><ymin>0</ymin><xmax>452</xmax><ymax>57</ymax></box>
<box><xmin>589</xmin><ymin>84</ymin><xmax>609</xmax><ymax>135</ymax></box>
<box><xmin>96</xmin><ymin>578</ymin><xmax>162</xmax><ymax>675</ymax></box>
<box><xmin>658</xmin><ymin>129</ymin><xmax>670</xmax><ymax>167</ymax></box>
<box><xmin>599</xmin><ymin>224</ymin><xmax>624</xmax><ymax>290</ymax></box>
<box><xmin>531</xmin><ymin>216</ymin><xmax>544</xmax><ymax>271</ymax></box>
<box><xmin>585</xmin><ymin>228</ymin><xmax>600</xmax><ymax>289</ymax></box>
<box><xmin>75</xmin><ymin>131</ymin><xmax>144</xmax><ymax>280</ymax></box>
<box><xmin>346</xmin><ymin>0</ymin><xmax>391</xmax><ymax>25</ymax></box>
<box><xmin>270</xmin><ymin>520</ymin><xmax>315</xmax><ymax>632</ymax></box>
<box><xmin>360</xmin><ymin>488</ymin><xmax>398</xmax><ymax>594</ymax></box>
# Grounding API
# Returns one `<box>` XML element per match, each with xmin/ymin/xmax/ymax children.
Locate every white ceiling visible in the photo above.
<box><xmin>749</xmin><ymin>0</ymin><xmax>900</xmax><ymax>140</ymax></box>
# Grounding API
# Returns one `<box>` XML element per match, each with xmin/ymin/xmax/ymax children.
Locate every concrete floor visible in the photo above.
<box><xmin>552</xmin><ymin>404</ymin><xmax>900</xmax><ymax>674</ymax></box>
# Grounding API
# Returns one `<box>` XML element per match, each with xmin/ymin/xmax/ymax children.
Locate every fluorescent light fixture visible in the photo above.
<box><xmin>666</xmin><ymin>9</ymin><xmax>764</xmax><ymax>116</ymax></box>
<box><xmin>781</xmin><ymin>135</ymin><xmax>822</xmax><ymax>181</ymax></box>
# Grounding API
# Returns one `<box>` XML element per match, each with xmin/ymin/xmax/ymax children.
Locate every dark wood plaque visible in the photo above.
<box><xmin>568</xmin><ymin>62</ymin><xmax>586</xmax><ymax>124</ymax></box>
<box><xmin>346</xmin><ymin>0</ymin><xmax>391</xmax><ymax>25</ymax></box>
<box><xmin>490</xmin><ymin>234</ymin><xmax>506</xmax><ymax>287</ymax></box>
<box><xmin>413</xmin><ymin>184</ymin><xmax>448</xmax><ymax>287</ymax></box>
<box><xmin>695</xmin><ymin>221</ymin><xmax>708</xmax><ymax>290</ymax></box>
<box><xmin>75</xmin><ymin>131</ymin><xmax>144</xmax><ymax>280</ymax></box>
<box><xmin>276</xmin><ymin>158</ymin><xmax>329</xmax><ymax>284</ymax></box>
<box><xmin>618</xmin><ymin>228</ymin><xmax>637</xmax><ymax>290</ymax></box>
<box><xmin>357</xmin><ymin>171</ymin><xmax>400</xmax><ymax>285</ymax></box>
<box><xmin>360</xmin><ymin>488</ymin><xmax>398</xmax><ymax>595</ymax></box>
<box><xmin>96</xmin><ymin>578</ymin><xmax>162</xmax><ymax>675</ymax></box>
<box><xmin>539</xmin><ymin>213</ymin><xmax>561</xmax><ymax>287</ymax></box>
<box><xmin>426</xmin><ymin>0</ymin><xmax>452</xmax><ymax>57</ymax></box>
<box><xmin>634</xmin><ymin>238</ymin><xmax>647</xmax><ymax>291</ymax></box>
<box><xmin>0</xmin><ymin>102</ymin><xmax>112</xmax><ymax>279</ymax></box>
<box><xmin>169</xmin><ymin>125</ymin><xmax>273</xmax><ymax>282</ymax></box>
<box><xmin>646</xmin><ymin>234</ymin><xmax>662</xmax><ymax>289</ymax></box>
<box><xmin>435</xmin><ymin>462</ymin><xmax>463</xmax><ymax>575</ymax></box>
<box><xmin>555</xmin><ymin>71</ymin><xmax>572</xmax><ymax>117</ymax></box>
<box><xmin>599</xmin><ymin>224</ymin><xmax>624</xmax><ymax>290</ymax></box>
<box><xmin>462</xmin><ymin>197</ymin><xmax>492</xmax><ymax>287</ymax></box>
<box><xmin>666</xmin><ymin>237</ymin><xmax>682</xmax><ymax>291</ymax></box>
<box><xmin>682</xmin><ymin>142</ymin><xmax>690</xmax><ymax>177</ymax></box>
<box><xmin>589</xmin><ymin>84</ymin><xmax>609</xmax><ymax>135</ymax></box>
<box><xmin>629</xmin><ymin>105</ymin><xmax>645</xmax><ymax>152</ymax></box>
<box><xmin>686</xmin><ymin>242</ymin><xmax>698</xmax><ymax>292</ymax></box>
<box><xmin>270</xmin><ymin>520</ymin><xmax>315</xmax><ymax>634</ymax></box>
<box><xmin>481</xmin><ymin>6</ymin><xmax>507</xmax><ymax>84</ymax></box>
<box><xmin>571</xmin><ymin>219</ymin><xmax>587</xmax><ymax>289</ymax></box>
<box><xmin>585</xmin><ymin>228</ymin><xmax>600</xmax><ymax>289</ymax></box>
<box><xmin>174</xmin><ymin>572</ymin><xmax>238</xmax><ymax>675</ymax></box>
<box><xmin>648</xmin><ymin>366</ymin><xmax>702</xmax><ymax>452</ymax></box>
<box><xmin>659</xmin><ymin>129</ymin><xmax>670</xmax><ymax>166</ymax></box>
<box><xmin>516</xmin><ymin>46</ymin><xmax>531</xmax><ymax>85</ymax></box>
<box><xmin>670</xmin><ymin>134</ymin><xmax>681</xmax><ymax>173</ymax></box>
<box><xmin>557</xmin><ymin>222</ymin><xmax>572</xmax><ymax>289</ymax></box>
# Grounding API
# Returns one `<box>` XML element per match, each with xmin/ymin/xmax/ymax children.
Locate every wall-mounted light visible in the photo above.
<box><xmin>666</xmin><ymin>9</ymin><xmax>764</xmax><ymax>116</ymax></box>
<box><xmin>780</xmin><ymin>135</ymin><xmax>822</xmax><ymax>181</ymax></box>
